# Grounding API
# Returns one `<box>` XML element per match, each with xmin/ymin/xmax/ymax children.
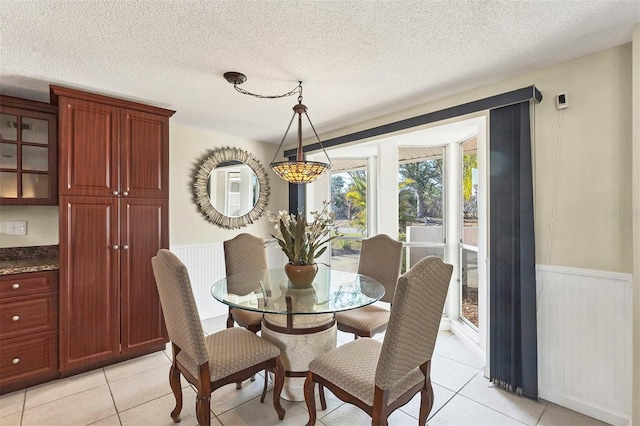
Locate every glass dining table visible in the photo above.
<box><xmin>211</xmin><ymin>267</ymin><xmax>385</xmax><ymax>401</ymax></box>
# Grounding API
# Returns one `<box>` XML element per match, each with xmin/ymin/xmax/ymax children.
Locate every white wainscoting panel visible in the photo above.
<box><xmin>171</xmin><ymin>242</ymin><xmax>287</xmax><ymax>320</ymax></box>
<box><xmin>171</xmin><ymin>243</ymin><xmax>228</xmax><ymax>320</ymax></box>
<box><xmin>536</xmin><ymin>265</ymin><xmax>632</xmax><ymax>425</ymax></box>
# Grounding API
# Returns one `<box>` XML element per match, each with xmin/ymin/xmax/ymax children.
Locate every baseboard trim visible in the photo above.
<box><xmin>450</xmin><ymin>319</ymin><xmax>486</xmax><ymax>363</ymax></box>
<box><xmin>539</xmin><ymin>386</ymin><xmax>630</xmax><ymax>426</ymax></box>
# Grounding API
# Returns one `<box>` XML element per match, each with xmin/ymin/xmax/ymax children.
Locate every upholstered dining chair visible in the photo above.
<box><xmin>223</xmin><ymin>233</ymin><xmax>267</xmax><ymax>334</ymax></box>
<box><xmin>335</xmin><ymin>234</ymin><xmax>403</xmax><ymax>339</ymax></box>
<box><xmin>223</xmin><ymin>233</ymin><xmax>269</xmax><ymax>393</ymax></box>
<box><xmin>303</xmin><ymin>256</ymin><xmax>453</xmax><ymax>426</ymax></box>
<box><xmin>151</xmin><ymin>249</ymin><xmax>286</xmax><ymax>426</ymax></box>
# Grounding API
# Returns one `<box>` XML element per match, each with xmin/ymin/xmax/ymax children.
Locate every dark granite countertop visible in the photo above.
<box><xmin>0</xmin><ymin>245</ymin><xmax>59</xmax><ymax>276</ymax></box>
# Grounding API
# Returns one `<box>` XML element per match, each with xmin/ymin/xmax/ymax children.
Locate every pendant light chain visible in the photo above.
<box><xmin>233</xmin><ymin>81</ymin><xmax>302</xmax><ymax>100</ymax></box>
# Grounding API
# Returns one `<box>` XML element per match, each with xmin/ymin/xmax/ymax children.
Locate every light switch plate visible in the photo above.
<box><xmin>7</xmin><ymin>221</ymin><xmax>27</xmax><ymax>236</ymax></box>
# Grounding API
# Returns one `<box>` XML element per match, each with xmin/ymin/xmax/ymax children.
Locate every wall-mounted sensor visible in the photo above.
<box><xmin>556</xmin><ymin>92</ymin><xmax>568</xmax><ymax>110</ymax></box>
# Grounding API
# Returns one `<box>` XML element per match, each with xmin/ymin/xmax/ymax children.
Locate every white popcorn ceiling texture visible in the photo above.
<box><xmin>0</xmin><ymin>0</ymin><xmax>638</xmax><ymax>143</ymax></box>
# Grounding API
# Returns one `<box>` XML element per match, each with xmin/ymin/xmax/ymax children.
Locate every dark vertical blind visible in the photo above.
<box><xmin>489</xmin><ymin>102</ymin><xmax>538</xmax><ymax>399</ymax></box>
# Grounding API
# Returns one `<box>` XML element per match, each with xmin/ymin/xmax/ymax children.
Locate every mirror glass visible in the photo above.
<box><xmin>208</xmin><ymin>161</ymin><xmax>260</xmax><ymax>217</ymax></box>
<box><xmin>193</xmin><ymin>147</ymin><xmax>270</xmax><ymax>229</ymax></box>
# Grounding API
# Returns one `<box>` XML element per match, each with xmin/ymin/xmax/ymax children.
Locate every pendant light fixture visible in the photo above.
<box><xmin>223</xmin><ymin>72</ymin><xmax>331</xmax><ymax>184</ymax></box>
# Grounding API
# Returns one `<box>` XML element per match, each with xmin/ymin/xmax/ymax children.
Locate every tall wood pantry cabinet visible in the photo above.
<box><xmin>51</xmin><ymin>86</ymin><xmax>175</xmax><ymax>373</ymax></box>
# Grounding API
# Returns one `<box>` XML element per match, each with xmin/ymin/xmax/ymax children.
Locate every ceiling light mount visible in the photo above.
<box><xmin>223</xmin><ymin>72</ymin><xmax>331</xmax><ymax>184</ymax></box>
<box><xmin>223</xmin><ymin>71</ymin><xmax>247</xmax><ymax>85</ymax></box>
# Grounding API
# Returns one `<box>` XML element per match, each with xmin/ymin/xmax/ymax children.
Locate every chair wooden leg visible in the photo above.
<box><xmin>372</xmin><ymin>387</ymin><xmax>389</xmax><ymax>426</ymax></box>
<box><xmin>371</xmin><ymin>415</ymin><xmax>389</xmax><ymax>426</ymax></box>
<box><xmin>419</xmin><ymin>380</ymin><xmax>434</xmax><ymax>426</ymax></box>
<box><xmin>235</xmin><ymin>381</ymin><xmax>242</xmax><ymax>389</ymax></box>
<box><xmin>169</xmin><ymin>364</ymin><xmax>183</xmax><ymax>422</ymax></box>
<box><xmin>318</xmin><ymin>384</ymin><xmax>327</xmax><ymax>410</ymax></box>
<box><xmin>371</xmin><ymin>404</ymin><xmax>389</xmax><ymax>426</ymax></box>
<box><xmin>260</xmin><ymin>369</ymin><xmax>269</xmax><ymax>403</ymax></box>
<box><xmin>272</xmin><ymin>358</ymin><xmax>286</xmax><ymax>420</ymax></box>
<box><xmin>303</xmin><ymin>373</ymin><xmax>317</xmax><ymax>426</ymax></box>
<box><xmin>195</xmin><ymin>394</ymin><xmax>211</xmax><ymax>426</ymax></box>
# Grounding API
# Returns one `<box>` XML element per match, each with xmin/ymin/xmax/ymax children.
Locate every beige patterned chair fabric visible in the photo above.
<box><xmin>306</xmin><ymin>256</ymin><xmax>453</xmax><ymax>423</ymax></box>
<box><xmin>176</xmin><ymin>326</ymin><xmax>280</xmax><ymax>382</ymax></box>
<box><xmin>335</xmin><ymin>234</ymin><xmax>402</xmax><ymax>337</ymax></box>
<box><xmin>151</xmin><ymin>248</ymin><xmax>209</xmax><ymax>366</ymax></box>
<box><xmin>357</xmin><ymin>234</ymin><xmax>403</xmax><ymax>304</ymax></box>
<box><xmin>375</xmin><ymin>256</ymin><xmax>453</xmax><ymax>390</ymax></box>
<box><xmin>334</xmin><ymin>304</ymin><xmax>389</xmax><ymax>333</ymax></box>
<box><xmin>224</xmin><ymin>233</ymin><xmax>267</xmax><ymax>328</ymax></box>
<box><xmin>224</xmin><ymin>233</ymin><xmax>268</xmax><ymax>274</ymax></box>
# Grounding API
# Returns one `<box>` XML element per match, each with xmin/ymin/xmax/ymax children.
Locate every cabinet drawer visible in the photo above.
<box><xmin>0</xmin><ymin>271</ymin><xmax>58</xmax><ymax>298</ymax></box>
<box><xmin>0</xmin><ymin>294</ymin><xmax>57</xmax><ymax>340</ymax></box>
<box><xmin>0</xmin><ymin>332</ymin><xmax>57</xmax><ymax>385</ymax></box>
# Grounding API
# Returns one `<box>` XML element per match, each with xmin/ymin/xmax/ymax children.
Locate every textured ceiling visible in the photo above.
<box><xmin>1</xmin><ymin>1</ymin><xmax>638</xmax><ymax>144</ymax></box>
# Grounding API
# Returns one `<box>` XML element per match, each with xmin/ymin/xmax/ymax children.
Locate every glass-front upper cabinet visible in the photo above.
<box><xmin>0</xmin><ymin>95</ymin><xmax>57</xmax><ymax>205</ymax></box>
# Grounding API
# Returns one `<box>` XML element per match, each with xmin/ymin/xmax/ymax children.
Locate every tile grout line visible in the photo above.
<box><xmin>19</xmin><ymin>371</ymin><xmax>107</xmax><ymax>413</ymax></box>
<box><xmin>455</xmin><ymin>393</ymin><xmax>530</xmax><ymax>425</ymax></box>
<box><xmin>20</xmin><ymin>388</ymin><xmax>25</xmax><ymax>426</ymax></box>
<box><xmin>454</xmin><ymin>372</ymin><xmax>548</xmax><ymax>426</ymax></box>
<box><xmin>103</xmin><ymin>368</ymin><xmax>123</xmax><ymax>425</ymax></box>
<box><xmin>426</xmin><ymin>366</ymin><xmax>484</xmax><ymax>422</ymax></box>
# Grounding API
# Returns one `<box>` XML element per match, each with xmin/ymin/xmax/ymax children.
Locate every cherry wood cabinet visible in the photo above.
<box><xmin>0</xmin><ymin>271</ymin><xmax>59</xmax><ymax>393</ymax></box>
<box><xmin>0</xmin><ymin>95</ymin><xmax>58</xmax><ymax>205</ymax></box>
<box><xmin>55</xmin><ymin>92</ymin><xmax>169</xmax><ymax>199</ymax></box>
<box><xmin>52</xmin><ymin>86</ymin><xmax>174</xmax><ymax>373</ymax></box>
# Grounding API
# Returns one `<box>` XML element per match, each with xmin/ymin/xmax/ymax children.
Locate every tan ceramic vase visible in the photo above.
<box><xmin>284</xmin><ymin>263</ymin><xmax>318</xmax><ymax>288</ymax></box>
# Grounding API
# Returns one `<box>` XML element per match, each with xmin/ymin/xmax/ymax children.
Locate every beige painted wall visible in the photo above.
<box><xmin>0</xmin><ymin>206</ymin><xmax>58</xmax><ymax>248</ymax></box>
<box><xmin>316</xmin><ymin>44</ymin><xmax>634</xmax><ymax>274</ymax></box>
<box><xmin>169</xmin><ymin>124</ymin><xmax>289</xmax><ymax>247</ymax></box>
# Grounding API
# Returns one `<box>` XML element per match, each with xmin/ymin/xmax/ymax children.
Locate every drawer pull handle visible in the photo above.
<box><xmin>12</xmin><ymin>315</ymin><xmax>19</xmax><ymax>321</ymax></box>
<box><xmin>113</xmin><ymin>191</ymin><xmax>119</xmax><ymax>196</ymax></box>
<box><xmin>122</xmin><ymin>245</ymin><xmax>129</xmax><ymax>250</ymax></box>
<box><xmin>122</xmin><ymin>191</ymin><xmax>129</xmax><ymax>196</ymax></box>
<box><xmin>12</xmin><ymin>283</ymin><xmax>20</xmax><ymax>289</ymax></box>
<box><xmin>112</xmin><ymin>245</ymin><xmax>119</xmax><ymax>250</ymax></box>
<box><xmin>12</xmin><ymin>358</ymin><xmax>20</xmax><ymax>364</ymax></box>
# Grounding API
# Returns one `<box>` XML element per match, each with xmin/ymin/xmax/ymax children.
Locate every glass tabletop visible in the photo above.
<box><xmin>211</xmin><ymin>268</ymin><xmax>385</xmax><ymax>315</ymax></box>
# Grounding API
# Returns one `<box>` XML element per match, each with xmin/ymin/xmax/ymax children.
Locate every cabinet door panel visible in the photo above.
<box><xmin>121</xmin><ymin>110</ymin><xmax>169</xmax><ymax>198</ymax></box>
<box><xmin>120</xmin><ymin>198</ymin><xmax>168</xmax><ymax>353</ymax></box>
<box><xmin>59</xmin><ymin>196</ymin><xmax>120</xmax><ymax>371</ymax></box>
<box><xmin>58</xmin><ymin>98</ymin><xmax>119</xmax><ymax>197</ymax></box>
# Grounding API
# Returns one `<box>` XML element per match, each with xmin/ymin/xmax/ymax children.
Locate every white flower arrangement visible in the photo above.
<box><xmin>268</xmin><ymin>201</ymin><xmax>340</xmax><ymax>266</ymax></box>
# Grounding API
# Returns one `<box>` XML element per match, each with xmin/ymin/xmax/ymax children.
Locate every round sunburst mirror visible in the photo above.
<box><xmin>193</xmin><ymin>147</ymin><xmax>270</xmax><ymax>229</ymax></box>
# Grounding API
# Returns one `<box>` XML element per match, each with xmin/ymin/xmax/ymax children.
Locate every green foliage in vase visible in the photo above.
<box><xmin>269</xmin><ymin>201</ymin><xmax>340</xmax><ymax>266</ymax></box>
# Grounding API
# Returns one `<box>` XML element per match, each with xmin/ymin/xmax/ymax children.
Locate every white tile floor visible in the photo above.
<box><xmin>0</xmin><ymin>315</ymin><xmax>609</xmax><ymax>426</ymax></box>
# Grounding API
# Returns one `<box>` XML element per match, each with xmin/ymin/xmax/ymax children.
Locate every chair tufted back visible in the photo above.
<box><xmin>151</xmin><ymin>249</ymin><xmax>209</xmax><ymax>367</ymax></box>
<box><xmin>375</xmin><ymin>256</ymin><xmax>453</xmax><ymax>390</ymax></box>
<box><xmin>224</xmin><ymin>233</ymin><xmax>268</xmax><ymax>275</ymax></box>
<box><xmin>357</xmin><ymin>234</ymin><xmax>403</xmax><ymax>303</ymax></box>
